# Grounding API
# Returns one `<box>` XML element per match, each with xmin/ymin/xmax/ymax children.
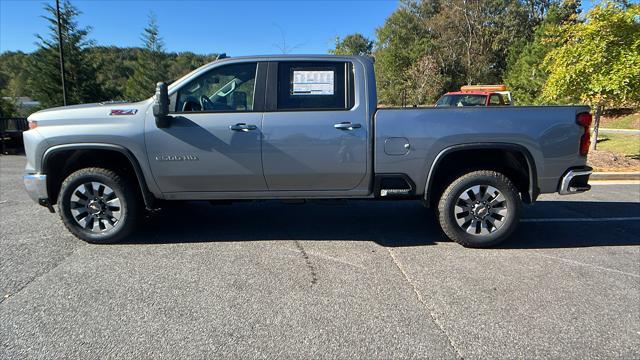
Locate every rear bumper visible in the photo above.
<box><xmin>23</xmin><ymin>173</ymin><xmax>48</xmax><ymax>203</ymax></box>
<box><xmin>558</xmin><ymin>167</ymin><xmax>592</xmax><ymax>195</ymax></box>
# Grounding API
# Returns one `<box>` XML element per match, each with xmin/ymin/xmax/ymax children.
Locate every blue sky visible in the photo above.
<box><xmin>0</xmin><ymin>0</ymin><xmax>608</xmax><ymax>55</ymax></box>
<box><xmin>0</xmin><ymin>0</ymin><xmax>399</xmax><ymax>55</ymax></box>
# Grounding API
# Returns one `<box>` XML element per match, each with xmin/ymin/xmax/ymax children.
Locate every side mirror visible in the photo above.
<box><xmin>153</xmin><ymin>82</ymin><xmax>171</xmax><ymax>128</ymax></box>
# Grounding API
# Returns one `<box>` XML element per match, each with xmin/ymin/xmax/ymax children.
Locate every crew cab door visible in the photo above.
<box><xmin>145</xmin><ymin>61</ymin><xmax>268</xmax><ymax>193</ymax></box>
<box><xmin>261</xmin><ymin>61</ymin><xmax>369</xmax><ymax>191</ymax></box>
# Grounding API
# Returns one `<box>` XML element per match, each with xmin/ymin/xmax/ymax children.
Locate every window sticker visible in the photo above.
<box><xmin>291</xmin><ymin>70</ymin><xmax>334</xmax><ymax>95</ymax></box>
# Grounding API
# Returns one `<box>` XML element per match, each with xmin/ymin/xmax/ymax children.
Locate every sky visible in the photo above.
<box><xmin>0</xmin><ymin>0</ymin><xmax>399</xmax><ymax>55</ymax></box>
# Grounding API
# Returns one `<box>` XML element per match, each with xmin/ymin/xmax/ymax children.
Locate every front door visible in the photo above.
<box><xmin>145</xmin><ymin>61</ymin><xmax>267</xmax><ymax>193</ymax></box>
<box><xmin>261</xmin><ymin>61</ymin><xmax>368</xmax><ymax>191</ymax></box>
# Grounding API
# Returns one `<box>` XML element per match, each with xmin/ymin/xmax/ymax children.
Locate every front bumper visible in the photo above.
<box><xmin>558</xmin><ymin>167</ymin><xmax>592</xmax><ymax>195</ymax></box>
<box><xmin>23</xmin><ymin>173</ymin><xmax>48</xmax><ymax>203</ymax></box>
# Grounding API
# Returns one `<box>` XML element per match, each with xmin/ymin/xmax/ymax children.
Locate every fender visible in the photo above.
<box><xmin>42</xmin><ymin>143</ymin><xmax>156</xmax><ymax>209</ymax></box>
<box><xmin>424</xmin><ymin>142</ymin><xmax>539</xmax><ymax>203</ymax></box>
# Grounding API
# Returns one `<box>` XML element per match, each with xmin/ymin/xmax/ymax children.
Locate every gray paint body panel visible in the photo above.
<box><xmin>145</xmin><ymin>112</ymin><xmax>267</xmax><ymax>192</ymax></box>
<box><xmin>373</xmin><ymin>106</ymin><xmax>588</xmax><ymax>195</ymax></box>
<box><xmin>23</xmin><ymin>54</ymin><xmax>588</xmax><ymax>204</ymax></box>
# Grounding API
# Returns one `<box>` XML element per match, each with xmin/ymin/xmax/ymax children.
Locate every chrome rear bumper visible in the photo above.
<box><xmin>558</xmin><ymin>167</ymin><xmax>592</xmax><ymax>195</ymax></box>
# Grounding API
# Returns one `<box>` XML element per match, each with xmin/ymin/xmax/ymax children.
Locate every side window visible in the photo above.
<box><xmin>488</xmin><ymin>94</ymin><xmax>502</xmax><ymax>106</ymax></box>
<box><xmin>276</xmin><ymin>61</ymin><xmax>352</xmax><ymax>111</ymax></box>
<box><xmin>175</xmin><ymin>62</ymin><xmax>257</xmax><ymax>113</ymax></box>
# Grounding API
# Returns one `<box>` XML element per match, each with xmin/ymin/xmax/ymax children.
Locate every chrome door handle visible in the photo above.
<box><xmin>230</xmin><ymin>123</ymin><xmax>257</xmax><ymax>132</ymax></box>
<box><xmin>334</xmin><ymin>122</ymin><xmax>361</xmax><ymax>130</ymax></box>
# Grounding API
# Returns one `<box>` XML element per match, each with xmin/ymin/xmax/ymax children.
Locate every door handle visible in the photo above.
<box><xmin>334</xmin><ymin>122</ymin><xmax>361</xmax><ymax>130</ymax></box>
<box><xmin>230</xmin><ymin>123</ymin><xmax>257</xmax><ymax>132</ymax></box>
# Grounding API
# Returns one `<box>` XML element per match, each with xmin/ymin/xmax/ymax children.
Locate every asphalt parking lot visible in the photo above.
<box><xmin>1</xmin><ymin>154</ymin><xmax>639</xmax><ymax>359</ymax></box>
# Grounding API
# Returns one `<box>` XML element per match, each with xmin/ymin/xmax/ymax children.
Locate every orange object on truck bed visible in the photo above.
<box><xmin>436</xmin><ymin>85</ymin><xmax>512</xmax><ymax>107</ymax></box>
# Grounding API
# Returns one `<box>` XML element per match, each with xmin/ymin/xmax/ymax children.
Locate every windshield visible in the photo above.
<box><xmin>435</xmin><ymin>94</ymin><xmax>487</xmax><ymax>107</ymax></box>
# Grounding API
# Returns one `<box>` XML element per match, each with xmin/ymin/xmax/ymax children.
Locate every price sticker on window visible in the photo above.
<box><xmin>291</xmin><ymin>70</ymin><xmax>334</xmax><ymax>95</ymax></box>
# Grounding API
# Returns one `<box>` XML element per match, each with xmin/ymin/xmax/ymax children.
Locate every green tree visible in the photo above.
<box><xmin>26</xmin><ymin>0</ymin><xmax>103</xmax><ymax>107</ymax></box>
<box><xmin>329</xmin><ymin>33</ymin><xmax>374</xmax><ymax>56</ymax></box>
<box><xmin>0</xmin><ymin>93</ymin><xmax>17</xmax><ymax>117</ymax></box>
<box><xmin>505</xmin><ymin>1</ymin><xmax>581</xmax><ymax>104</ymax></box>
<box><xmin>125</xmin><ymin>13</ymin><xmax>169</xmax><ymax>101</ymax></box>
<box><xmin>0</xmin><ymin>51</ymin><xmax>30</xmax><ymax>98</ymax></box>
<box><xmin>374</xmin><ymin>0</ymin><xmax>437</xmax><ymax>105</ymax></box>
<box><xmin>542</xmin><ymin>1</ymin><xmax>640</xmax><ymax>149</ymax></box>
<box><xmin>427</xmin><ymin>0</ymin><xmax>532</xmax><ymax>86</ymax></box>
<box><xmin>87</xmin><ymin>46</ymin><xmax>138</xmax><ymax>101</ymax></box>
<box><xmin>168</xmin><ymin>52</ymin><xmax>220</xmax><ymax>82</ymax></box>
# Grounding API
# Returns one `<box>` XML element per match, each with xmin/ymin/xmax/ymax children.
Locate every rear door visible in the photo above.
<box><xmin>261</xmin><ymin>61</ymin><xmax>368</xmax><ymax>191</ymax></box>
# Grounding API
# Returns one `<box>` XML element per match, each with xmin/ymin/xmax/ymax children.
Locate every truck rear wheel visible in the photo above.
<box><xmin>437</xmin><ymin>170</ymin><xmax>521</xmax><ymax>247</ymax></box>
<box><xmin>57</xmin><ymin>167</ymin><xmax>140</xmax><ymax>244</ymax></box>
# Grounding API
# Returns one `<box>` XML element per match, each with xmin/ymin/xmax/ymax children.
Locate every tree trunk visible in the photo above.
<box><xmin>590</xmin><ymin>104</ymin><xmax>602</xmax><ymax>150</ymax></box>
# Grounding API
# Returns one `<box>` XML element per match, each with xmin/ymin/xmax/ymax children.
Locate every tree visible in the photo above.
<box><xmin>125</xmin><ymin>13</ymin><xmax>169</xmax><ymax>101</ymax></box>
<box><xmin>329</xmin><ymin>33</ymin><xmax>373</xmax><ymax>56</ymax></box>
<box><xmin>0</xmin><ymin>51</ymin><xmax>30</xmax><ymax>98</ymax></box>
<box><xmin>374</xmin><ymin>0</ymin><xmax>437</xmax><ymax>105</ymax></box>
<box><xmin>26</xmin><ymin>0</ymin><xmax>103</xmax><ymax>108</ymax></box>
<box><xmin>427</xmin><ymin>0</ymin><xmax>532</xmax><ymax>87</ymax></box>
<box><xmin>542</xmin><ymin>1</ymin><xmax>640</xmax><ymax>149</ymax></box>
<box><xmin>404</xmin><ymin>55</ymin><xmax>445</xmax><ymax>105</ymax></box>
<box><xmin>504</xmin><ymin>0</ymin><xmax>581</xmax><ymax>104</ymax></box>
<box><xmin>0</xmin><ymin>94</ymin><xmax>17</xmax><ymax>118</ymax></box>
<box><xmin>168</xmin><ymin>52</ymin><xmax>220</xmax><ymax>81</ymax></box>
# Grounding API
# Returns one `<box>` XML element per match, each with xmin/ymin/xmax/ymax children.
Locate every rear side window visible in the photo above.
<box><xmin>276</xmin><ymin>62</ymin><xmax>353</xmax><ymax>111</ymax></box>
<box><xmin>488</xmin><ymin>94</ymin><xmax>502</xmax><ymax>106</ymax></box>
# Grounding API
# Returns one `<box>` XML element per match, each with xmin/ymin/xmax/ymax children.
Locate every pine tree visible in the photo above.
<box><xmin>125</xmin><ymin>14</ymin><xmax>169</xmax><ymax>101</ymax></box>
<box><xmin>27</xmin><ymin>0</ymin><xmax>103</xmax><ymax>108</ymax></box>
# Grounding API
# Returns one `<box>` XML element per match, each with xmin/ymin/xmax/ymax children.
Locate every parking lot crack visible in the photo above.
<box><xmin>386</xmin><ymin>248</ymin><xmax>463</xmax><ymax>359</ymax></box>
<box><xmin>0</xmin><ymin>245</ymin><xmax>84</xmax><ymax>305</ymax></box>
<box><xmin>293</xmin><ymin>240</ymin><xmax>319</xmax><ymax>286</ymax></box>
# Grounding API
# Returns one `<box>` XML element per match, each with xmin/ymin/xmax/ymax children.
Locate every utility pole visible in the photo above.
<box><xmin>55</xmin><ymin>0</ymin><xmax>67</xmax><ymax>106</ymax></box>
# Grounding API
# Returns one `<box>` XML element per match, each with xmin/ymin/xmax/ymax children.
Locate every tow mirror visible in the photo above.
<box><xmin>153</xmin><ymin>82</ymin><xmax>171</xmax><ymax>128</ymax></box>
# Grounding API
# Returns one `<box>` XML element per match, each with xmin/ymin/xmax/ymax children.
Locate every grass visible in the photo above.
<box><xmin>595</xmin><ymin>133</ymin><xmax>640</xmax><ymax>158</ymax></box>
<box><xmin>599</xmin><ymin>113</ymin><xmax>640</xmax><ymax>130</ymax></box>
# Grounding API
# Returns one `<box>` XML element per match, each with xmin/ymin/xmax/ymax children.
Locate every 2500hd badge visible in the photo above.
<box><xmin>154</xmin><ymin>154</ymin><xmax>199</xmax><ymax>161</ymax></box>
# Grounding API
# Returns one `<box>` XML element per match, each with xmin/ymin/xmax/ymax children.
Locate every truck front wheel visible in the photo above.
<box><xmin>57</xmin><ymin>167</ymin><xmax>141</xmax><ymax>244</ymax></box>
<box><xmin>437</xmin><ymin>170</ymin><xmax>521</xmax><ymax>247</ymax></box>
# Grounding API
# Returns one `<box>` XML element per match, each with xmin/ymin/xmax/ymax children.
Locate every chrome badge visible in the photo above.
<box><xmin>155</xmin><ymin>155</ymin><xmax>199</xmax><ymax>161</ymax></box>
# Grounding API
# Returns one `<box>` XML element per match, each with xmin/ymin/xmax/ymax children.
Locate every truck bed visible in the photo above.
<box><xmin>374</xmin><ymin>106</ymin><xmax>590</xmax><ymax>196</ymax></box>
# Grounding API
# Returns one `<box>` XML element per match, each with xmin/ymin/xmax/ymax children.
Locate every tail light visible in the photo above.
<box><xmin>576</xmin><ymin>112</ymin><xmax>592</xmax><ymax>156</ymax></box>
<box><xmin>28</xmin><ymin>120</ymin><xmax>38</xmax><ymax>130</ymax></box>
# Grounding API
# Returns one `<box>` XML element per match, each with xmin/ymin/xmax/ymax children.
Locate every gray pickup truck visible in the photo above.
<box><xmin>23</xmin><ymin>55</ymin><xmax>593</xmax><ymax>247</ymax></box>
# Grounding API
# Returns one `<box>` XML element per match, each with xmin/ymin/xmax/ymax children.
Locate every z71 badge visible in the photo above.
<box><xmin>155</xmin><ymin>155</ymin><xmax>199</xmax><ymax>161</ymax></box>
<box><xmin>109</xmin><ymin>109</ymin><xmax>138</xmax><ymax>116</ymax></box>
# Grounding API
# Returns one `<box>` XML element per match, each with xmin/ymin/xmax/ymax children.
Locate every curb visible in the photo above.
<box><xmin>591</xmin><ymin>172</ymin><xmax>640</xmax><ymax>181</ymax></box>
<box><xmin>597</xmin><ymin>128</ymin><xmax>640</xmax><ymax>134</ymax></box>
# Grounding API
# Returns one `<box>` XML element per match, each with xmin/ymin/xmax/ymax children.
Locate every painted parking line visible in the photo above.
<box><xmin>521</xmin><ymin>217</ymin><xmax>640</xmax><ymax>223</ymax></box>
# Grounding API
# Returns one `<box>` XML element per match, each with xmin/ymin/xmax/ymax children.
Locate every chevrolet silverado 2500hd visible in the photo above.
<box><xmin>23</xmin><ymin>55</ymin><xmax>593</xmax><ymax>247</ymax></box>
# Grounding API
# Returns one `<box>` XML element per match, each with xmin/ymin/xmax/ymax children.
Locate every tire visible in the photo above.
<box><xmin>57</xmin><ymin>167</ymin><xmax>140</xmax><ymax>244</ymax></box>
<box><xmin>437</xmin><ymin>170</ymin><xmax>521</xmax><ymax>248</ymax></box>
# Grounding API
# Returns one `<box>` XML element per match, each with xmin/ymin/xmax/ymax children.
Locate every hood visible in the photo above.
<box><xmin>28</xmin><ymin>99</ymin><xmax>152</xmax><ymax>123</ymax></box>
